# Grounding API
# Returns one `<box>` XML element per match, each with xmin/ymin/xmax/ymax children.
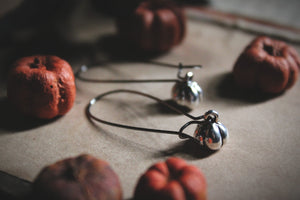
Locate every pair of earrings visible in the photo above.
<box><xmin>76</xmin><ymin>63</ymin><xmax>228</xmax><ymax>151</ymax></box>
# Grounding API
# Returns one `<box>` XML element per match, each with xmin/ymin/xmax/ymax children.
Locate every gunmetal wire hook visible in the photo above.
<box><xmin>76</xmin><ymin>62</ymin><xmax>201</xmax><ymax>83</ymax></box>
<box><xmin>76</xmin><ymin>62</ymin><xmax>203</xmax><ymax>109</ymax></box>
<box><xmin>86</xmin><ymin>89</ymin><xmax>228</xmax><ymax>151</ymax></box>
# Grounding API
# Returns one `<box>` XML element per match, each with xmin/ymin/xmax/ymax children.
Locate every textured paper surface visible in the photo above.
<box><xmin>0</xmin><ymin>17</ymin><xmax>299</xmax><ymax>200</ymax></box>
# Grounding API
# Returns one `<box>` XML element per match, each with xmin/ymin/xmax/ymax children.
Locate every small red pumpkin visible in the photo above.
<box><xmin>7</xmin><ymin>55</ymin><xmax>76</xmax><ymax>119</ymax></box>
<box><xmin>134</xmin><ymin>157</ymin><xmax>207</xmax><ymax>200</ymax></box>
<box><xmin>233</xmin><ymin>36</ymin><xmax>300</xmax><ymax>94</ymax></box>
<box><xmin>32</xmin><ymin>154</ymin><xmax>122</xmax><ymax>200</ymax></box>
<box><xmin>116</xmin><ymin>0</ymin><xmax>186</xmax><ymax>52</ymax></box>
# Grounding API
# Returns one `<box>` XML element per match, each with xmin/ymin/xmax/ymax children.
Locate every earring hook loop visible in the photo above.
<box><xmin>86</xmin><ymin>89</ymin><xmax>215</xmax><ymax>142</ymax></box>
<box><xmin>76</xmin><ymin>63</ymin><xmax>201</xmax><ymax>84</ymax></box>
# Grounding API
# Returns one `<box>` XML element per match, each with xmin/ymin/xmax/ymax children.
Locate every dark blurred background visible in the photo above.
<box><xmin>0</xmin><ymin>0</ymin><xmax>209</xmax><ymax>81</ymax></box>
<box><xmin>0</xmin><ymin>0</ymin><xmax>299</xmax><ymax>77</ymax></box>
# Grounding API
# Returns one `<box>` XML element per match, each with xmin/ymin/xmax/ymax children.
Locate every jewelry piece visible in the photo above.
<box><xmin>76</xmin><ymin>63</ymin><xmax>203</xmax><ymax>109</ymax></box>
<box><xmin>193</xmin><ymin>110</ymin><xmax>228</xmax><ymax>150</ymax></box>
<box><xmin>172</xmin><ymin>70</ymin><xmax>202</xmax><ymax>109</ymax></box>
<box><xmin>86</xmin><ymin>89</ymin><xmax>228</xmax><ymax>151</ymax></box>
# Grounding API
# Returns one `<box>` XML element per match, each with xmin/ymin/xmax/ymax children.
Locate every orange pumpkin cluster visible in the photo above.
<box><xmin>32</xmin><ymin>155</ymin><xmax>207</xmax><ymax>200</ymax></box>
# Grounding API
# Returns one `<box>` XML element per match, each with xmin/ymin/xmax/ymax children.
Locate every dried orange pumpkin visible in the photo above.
<box><xmin>33</xmin><ymin>154</ymin><xmax>122</xmax><ymax>200</ymax></box>
<box><xmin>233</xmin><ymin>36</ymin><xmax>300</xmax><ymax>94</ymax></box>
<box><xmin>7</xmin><ymin>55</ymin><xmax>76</xmax><ymax>119</ymax></box>
<box><xmin>116</xmin><ymin>0</ymin><xmax>186</xmax><ymax>52</ymax></box>
<box><xmin>134</xmin><ymin>157</ymin><xmax>207</xmax><ymax>200</ymax></box>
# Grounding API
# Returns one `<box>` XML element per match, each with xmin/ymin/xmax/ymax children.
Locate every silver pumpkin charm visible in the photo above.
<box><xmin>194</xmin><ymin>110</ymin><xmax>228</xmax><ymax>150</ymax></box>
<box><xmin>172</xmin><ymin>71</ymin><xmax>203</xmax><ymax>109</ymax></box>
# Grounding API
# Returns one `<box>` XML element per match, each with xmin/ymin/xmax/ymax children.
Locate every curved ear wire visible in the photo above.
<box><xmin>76</xmin><ymin>62</ymin><xmax>203</xmax><ymax>109</ymax></box>
<box><xmin>86</xmin><ymin>89</ymin><xmax>181</xmax><ymax>136</ymax></box>
<box><xmin>177</xmin><ymin>62</ymin><xmax>202</xmax><ymax>80</ymax></box>
<box><xmin>86</xmin><ymin>89</ymin><xmax>228</xmax><ymax>151</ymax></box>
<box><xmin>76</xmin><ymin>62</ymin><xmax>201</xmax><ymax>83</ymax></box>
<box><xmin>178</xmin><ymin>120</ymin><xmax>206</xmax><ymax>140</ymax></box>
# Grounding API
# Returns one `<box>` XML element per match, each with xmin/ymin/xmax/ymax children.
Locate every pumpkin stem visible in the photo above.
<box><xmin>34</xmin><ymin>57</ymin><xmax>40</xmax><ymax>64</ymax></box>
<box><xmin>31</xmin><ymin>57</ymin><xmax>40</xmax><ymax>68</ymax></box>
<box><xmin>263</xmin><ymin>44</ymin><xmax>274</xmax><ymax>55</ymax></box>
<box><xmin>263</xmin><ymin>44</ymin><xmax>282</xmax><ymax>57</ymax></box>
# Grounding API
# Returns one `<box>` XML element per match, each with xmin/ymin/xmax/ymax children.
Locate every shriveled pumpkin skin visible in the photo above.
<box><xmin>233</xmin><ymin>36</ymin><xmax>300</xmax><ymax>94</ymax></box>
<box><xmin>116</xmin><ymin>0</ymin><xmax>186</xmax><ymax>52</ymax></box>
<box><xmin>32</xmin><ymin>154</ymin><xmax>122</xmax><ymax>200</ymax></box>
<box><xmin>7</xmin><ymin>55</ymin><xmax>76</xmax><ymax>119</ymax></box>
<box><xmin>134</xmin><ymin>157</ymin><xmax>207</xmax><ymax>200</ymax></box>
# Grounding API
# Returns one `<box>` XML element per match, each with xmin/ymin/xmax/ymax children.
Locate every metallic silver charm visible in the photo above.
<box><xmin>172</xmin><ymin>66</ymin><xmax>203</xmax><ymax>109</ymax></box>
<box><xmin>194</xmin><ymin>110</ymin><xmax>228</xmax><ymax>150</ymax></box>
